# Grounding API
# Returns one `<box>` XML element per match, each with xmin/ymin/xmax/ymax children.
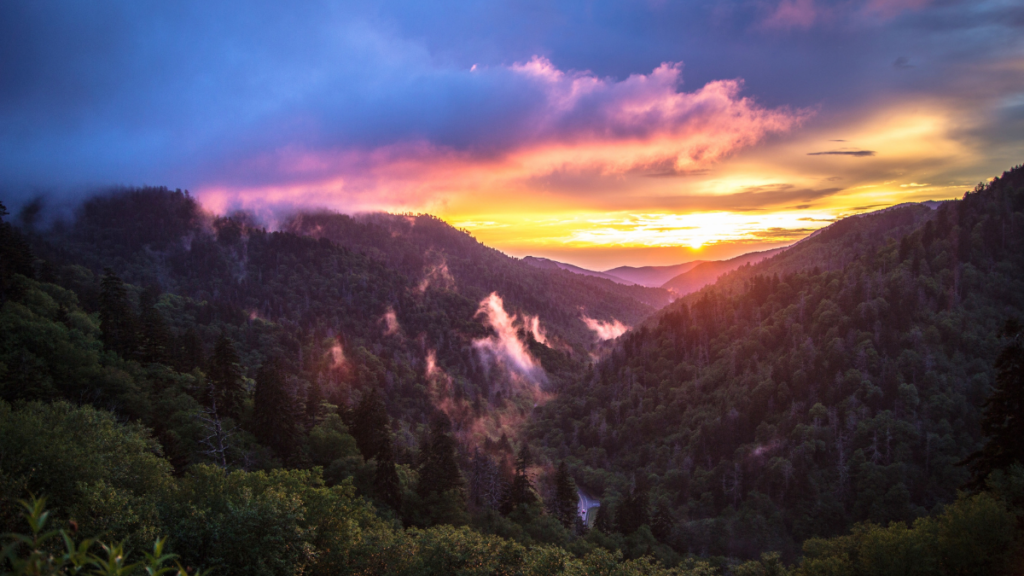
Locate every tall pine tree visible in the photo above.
<box><xmin>253</xmin><ymin>358</ymin><xmax>298</xmax><ymax>458</ymax></box>
<box><xmin>0</xmin><ymin>201</ymin><xmax>35</xmax><ymax>303</ymax></box>
<box><xmin>962</xmin><ymin>318</ymin><xmax>1024</xmax><ymax>488</ymax></box>
<box><xmin>207</xmin><ymin>334</ymin><xmax>245</xmax><ymax>419</ymax></box>
<box><xmin>374</xmin><ymin>424</ymin><xmax>403</xmax><ymax>512</ymax></box>
<box><xmin>416</xmin><ymin>412</ymin><xmax>463</xmax><ymax>498</ymax></box>
<box><xmin>138</xmin><ymin>286</ymin><xmax>170</xmax><ymax>364</ymax></box>
<box><xmin>353</xmin><ymin>387</ymin><xmax>389</xmax><ymax>461</ymax></box>
<box><xmin>550</xmin><ymin>461</ymin><xmax>578</xmax><ymax>529</ymax></box>
<box><xmin>501</xmin><ymin>444</ymin><xmax>537</xmax><ymax>515</ymax></box>
<box><xmin>99</xmin><ymin>268</ymin><xmax>137</xmax><ymax>358</ymax></box>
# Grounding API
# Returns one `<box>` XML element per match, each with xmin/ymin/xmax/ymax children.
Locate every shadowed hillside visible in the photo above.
<box><xmin>527</xmin><ymin>165</ymin><xmax>1024</xmax><ymax>559</ymax></box>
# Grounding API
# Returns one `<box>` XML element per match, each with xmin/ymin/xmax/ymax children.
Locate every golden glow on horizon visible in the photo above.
<box><xmin>194</xmin><ymin>87</ymin><xmax>1009</xmax><ymax>269</ymax></box>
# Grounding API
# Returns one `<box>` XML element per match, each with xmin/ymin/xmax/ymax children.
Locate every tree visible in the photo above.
<box><xmin>305</xmin><ymin>378</ymin><xmax>324</xmax><ymax>428</ymax></box>
<box><xmin>98</xmin><ymin>268</ymin><xmax>137</xmax><ymax>358</ymax></box>
<box><xmin>252</xmin><ymin>359</ymin><xmax>298</xmax><ymax>458</ymax></box>
<box><xmin>501</xmin><ymin>444</ymin><xmax>537</xmax><ymax>515</ymax></box>
<box><xmin>650</xmin><ymin>507</ymin><xmax>674</xmax><ymax>542</ymax></box>
<box><xmin>174</xmin><ymin>326</ymin><xmax>205</xmax><ymax>373</ymax></box>
<box><xmin>550</xmin><ymin>461</ymin><xmax>578</xmax><ymax>529</ymax></box>
<box><xmin>206</xmin><ymin>334</ymin><xmax>245</xmax><ymax>419</ymax></box>
<box><xmin>352</xmin><ymin>387</ymin><xmax>389</xmax><ymax>461</ymax></box>
<box><xmin>0</xmin><ymin>200</ymin><xmax>35</xmax><ymax>303</ymax></box>
<box><xmin>962</xmin><ymin>318</ymin><xmax>1024</xmax><ymax>489</ymax></box>
<box><xmin>617</xmin><ymin>475</ymin><xmax>650</xmax><ymax>535</ymax></box>
<box><xmin>593</xmin><ymin>502</ymin><xmax>613</xmax><ymax>534</ymax></box>
<box><xmin>138</xmin><ymin>287</ymin><xmax>170</xmax><ymax>365</ymax></box>
<box><xmin>417</xmin><ymin>412</ymin><xmax>463</xmax><ymax>498</ymax></box>
<box><xmin>374</xmin><ymin>425</ymin><xmax>402</xmax><ymax>512</ymax></box>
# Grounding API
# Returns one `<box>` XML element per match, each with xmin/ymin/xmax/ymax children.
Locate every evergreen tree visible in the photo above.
<box><xmin>253</xmin><ymin>359</ymin><xmax>298</xmax><ymax>458</ymax></box>
<box><xmin>593</xmin><ymin>502</ymin><xmax>613</xmax><ymax>534</ymax></box>
<box><xmin>207</xmin><ymin>334</ymin><xmax>245</xmax><ymax>419</ymax></box>
<box><xmin>305</xmin><ymin>378</ymin><xmax>324</xmax><ymax>428</ymax></box>
<box><xmin>416</xmin><ymin>412</ymin><xmax>463</xmax><ymax>498</ymax></box>
<box><xmin>650</xmin><ymin>506</ymin><xmax>674</xmax><ymax>542</ymax></box>
<box><xmin>617</xmin><ymin>474</ymin><xmax>650</xmax><ymax>534</ymax></box>
<box><xmin>962</xmin><ymin>318</ymin><xmax>1024</xmax><ymax>489</ymax></box>
<box><xmin>138</xmin><ymin>286</ymin><xmax>171</xmax><ymax>364</ymax></box>
<box><xmin>174</xmin><ymin>326</ymin><xmax>205</xmax><ymax>373</ymax></box>
<box><xmin>374</xmin><ymin>424</ymin><xmax>402</xmax><ymax>512</ymax></box>
<box><xmin>353</xmin><ymin>387</ymin><xmax>389</xmax><ymax>461</ymax></box>
<box><xmin>550</xmin><ymin>461</ymin><xmax>578</xmax><ymax>529</ymax></box>
<box><xmin>0</xmin><ymin>200</ymin><xmax>35</xmax><ymax>303</ymax></box>
<box><xmin>501</xmin><ymin>444</ymin><xmax>537</xmax><ymax>515</ymax></box>
<box><xmin>468</xmin><ymin>450</ymin><xmax>502</xmax><ymax>510</ymax></box>
<box><xmin>98</xmin><ymin>268</ymin><xmax>137</xmax><ymax>358</ymax></box>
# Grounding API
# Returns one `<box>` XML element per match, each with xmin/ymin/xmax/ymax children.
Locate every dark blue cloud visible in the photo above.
<box><xmin>0</xmin><ymin>0</ymin><xmax>1021</xmax><ymax>204</ymax></box>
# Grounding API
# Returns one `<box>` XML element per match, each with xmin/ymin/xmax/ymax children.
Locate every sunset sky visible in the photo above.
<box><xmin>2</xmin><ymin>0</ymin><xmax>1022</xmax><ymax>269</ymax></box>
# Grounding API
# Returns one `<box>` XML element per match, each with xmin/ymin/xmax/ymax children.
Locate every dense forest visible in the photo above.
<box><xmin>528</xmin><ymin>165</ymin><xmax>1024</xmax><ymax>563</ymax></box>
<box><xmin>2</xmin><ymin>165</ymin><xmax>1024</xmax><ymax>575</ymax></box>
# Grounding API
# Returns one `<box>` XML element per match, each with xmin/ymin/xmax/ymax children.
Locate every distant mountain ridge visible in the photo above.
<box><xmin>522</xmin><ymin>248</ymin><xmax>790</xmax><ymax>295</ymax></box>
<box><xmin>660</xmin><ymin>247</ymin><xmax>787</xmax><ymax>295</ymax></box>
<box><xmin>522</xmin><ymin>256</ymin><xmax>634</xmax><ymax>285</ymax></box>
<box><xmin>604</xmin><ymin>261</ymin><xmax>706</xmax><ymax>287</ymax></box>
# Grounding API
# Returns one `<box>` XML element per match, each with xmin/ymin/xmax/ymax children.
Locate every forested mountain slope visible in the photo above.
<box><xmin>607</xmin><ymin>261</ymin><xmax>706</xmax><ymax>288</ymax></box>
<box><xmin>282</xmin><ymin>211</ymin><xmax>673</xmax><ymax>344</ymax></box>
<box><xmin>660</xmin><ymin>248</ymin><xmax>786</xmax><ymax>295</ymax></box>
<box><xmin>16</xmin><ymin>188</ymin><xmax>638</xmax><ymax>468</ymax></box>
<box><xmin>527</xmin><ymin>165</ymin><xmax>1024</xmax><ymax>558</ymax></box>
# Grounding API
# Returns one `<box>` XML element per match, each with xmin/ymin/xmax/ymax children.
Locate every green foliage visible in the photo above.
<box><xmin>157</xmin><ymin>465</ymin><xmax>380</xmax><ymax>576</ymax></box>
<box><xmin>796</xmin><ymin>491</ymin><xmax>1021</xmax><ymax>576</ymax></box>
<box><xmin>528</xmin><ymin>167</ymin><xmax>1024</xmax><ymax>557</ymax></box>
<box><xmin>204</xmin><ymin>334</ymin><xmax>244</xmax><ymax>419</ymax></box>
<box><xmin>551</xmin><ymin>462</ymin><xmax>579</xmax><ymax>530</ymax></box>
<box><xmin>1</xmin><ymin>497</ymin><xmax>199</xmax><ymax>576</ymax></box>
<box><xmin>0</xmin><ymin>401</ymin><xmax>172</xmax><ymax>549</ymax></box>
<box><xmin>961</xmin><ymin>317</ymin><xmax>1024</xmax><ymax>488</ymax></box>
<box><xmin>252</xmin><ymin>359</ymin><xmax>299</xmax><ymax>459</ymax></box>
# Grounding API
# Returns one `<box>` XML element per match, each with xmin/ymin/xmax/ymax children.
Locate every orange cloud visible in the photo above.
<box><xmin>196</xmin><ymin>58</ymin><xmax>809</xmax><ymax>216</ymax></box>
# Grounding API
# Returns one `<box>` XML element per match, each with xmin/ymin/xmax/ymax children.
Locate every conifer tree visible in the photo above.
<box><xmin>0</xmin><ymin>201</ymin><xmax>35</xmax><ymax>303</ymax></box>
<box><xmin>501</xmin><ymin>444</ymin><xmax>537</xmax><ymax>515</ymax></box>
<box><xmin>374</xmin><ymin>425</ymin><xmax>403</xmax><ymax>511</ymax></box>
<box><xmin>593</xmin><ymin>502</ymin><xmax>613</xmax><ymax>533</ymax></box>
<box><xmin>253</xmin><ymin>359</ymin><xmax>298</xmax><ymax>458</ymax></box>
<box><xmin>962</xmin><ymin>318</ymin><xmax>1024</xmax><ymax>489</ymax></box>
<box><xmin>138</xmin><ymin>286</ymin><xmax>170</xmax><ymax>364</ymax></box>
<box><xmin>305</xmin><ymin>378</ymin><xmax>324</xmax><ymax>428</ymax></box>
<box><xmin>550</xmin><ymin>461</ymin><xmax>578</xmax><ymax>529</ymax></box>
<box><xmin>175</xmin><ymin>326</ymin><xmax>205</xmax><ymax>373</ymax></box>
<box><xmin>617</xmin><ymin>474</ymin><xmax>650</xmax><ymax>534</ymax></box>
<box><xmin>353</xmin><ymin>387</ymin><xmax>389</xmax><ymax>461</ymax></box>
<box><xmin>650</xmin><ymin>506</ymin><xmax>674</xmax><ymax>542</ymax></box>
<box><xmin>99</xmin><ymin>268</ymin><xmax>137</xmax><ymax>358</ymax></box>
<box><xmin>207</xmin><ymin>334</ymin><xmax>245</xmax><ymax>419</ymax></box>
<box><xmin>417</xmin><ymin>412</ymin><xmax>464</xmax><ymax>497</ymax></box>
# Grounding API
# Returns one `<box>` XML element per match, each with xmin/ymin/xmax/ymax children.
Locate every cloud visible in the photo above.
<box><xmin>807</xmin><ymin>150</ymin><xmax>876</xmax><ymax>157</ymax></box>
<box><xmin>893</xmin><ymin>56</ymin><xmax>915</xmax><ymax>69</ymax></box>
<box><xmin>194</xmin><ymin>57</ymin><xmax>809</xmax><ymax>214</ymax></box>
<box><xmin>417</xmin><ymin>254</ymin><xmax>456</xmax><ymax>293</ymax></box>
<box><xmin>328</xmin><ymin>341</ymin><xmax>346</xmax><ymax>369</ymax></box>
<box><xmin>582</xmin><ymin>315</ymin><xmax>630</xmax><ymax>341</ymax></box>
<box><xmin>523</xmin><ymin>314</ymin><xmax>548</xmax><ymax>345</ymax></box>
<box><xmin>381</xmin><ymin>307</ymin><xmax>400</xmax><ymax>336</ymax></box>
<box><xmin>762</xmin><ymin>0</ymin><xmax>818</xmax><ymax>30</ymax></box>
<box><xmin>473</xmin><ymin>293</ymin><xmax>546</xmax><ymax>383</ymax></box>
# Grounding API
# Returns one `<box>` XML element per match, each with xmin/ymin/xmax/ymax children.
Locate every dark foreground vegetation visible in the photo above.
<box><xmin>2</xmin><ymin>164</ymin><xmax>1024</xmax><ymax>575</ymax></box>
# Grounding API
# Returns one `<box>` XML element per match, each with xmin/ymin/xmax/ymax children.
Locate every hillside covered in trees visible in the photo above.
<box><xmin>528</xmin><ymin>165</ymin><xmax>1024</xmax><ymax>562</ymax></box>
<box><xmin>2</xmin><ymin>166</ymin><xmax>1024</xmax><ymax>575</ymax></box>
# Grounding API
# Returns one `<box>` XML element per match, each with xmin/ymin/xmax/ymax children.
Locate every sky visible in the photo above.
<box><xmin>2</xmin><ymin>0</ymin><xmax>1023</xmax><ymax>270</ymax></box>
